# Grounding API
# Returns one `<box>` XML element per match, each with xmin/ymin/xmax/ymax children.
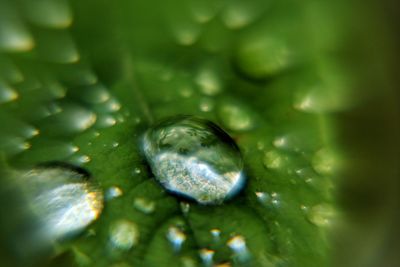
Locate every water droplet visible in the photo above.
<box><xmin>263</xmin><ymin>150</ymin><xmax>284</xmax><ymax>169</ymax></box>
<box><xmin>210</xmin><ymin>228</ymin><xmax>221</xmax><ymax>241</ymax></box>
<box><xmin>73</xmin><ymin>155</ymin><xmax>91</xmax><ymax>164</ymax></box>
<box><xmin>255</xmin><ymin>191</ymin><xmax>269</xmax><ymax>204</ymax></box>
<box><xmin>0</xmin><ymin>3</ymin><xmax>35</xmax><ymax>52</ymax></box>
<box><xmin>42</xmin><ymin>103</ymin><xmax>96</xmax><ymax>135</ymax></box>
<box><xmin>172</xmin><ymin>23</ymin><xmax>201</xmax><ymax>46</ymax></box>
<box><xmin>221</xmin><ymin>1</ymin><xmax>262</xmax><ymax>29</ymax></box>
<box><xmin>79</xmin><ymin>83</ymin><xmax>110</xmax><ymax>104</ymax></box>
<box><xmin>133</xmin><ymin>197</ymin><xmax>155</xmax><ymax>214</ymax></box>
<box><xmin>17</xmin><ymin>165</ymin><xmax>103</xmax><ymax>242</ymax></box>
<box><xmin>236</xmin><ymin>36</ymin><xmax>291</xmax><ymax>79</ymax></box>
<box><xmin>96</xmin><ymin>114</ymin><xmax>117</xmax><ymax>128</ymax></box>
<box><xmin>199</xmin><ymin>97</ymin><xmax>215</xmax><ymax>112</ymax></box>
<box><xmin>106</xmin><ymin>186</ymin><xmax>123</xmax><ymax>200</ymax></box>
<box><xmin>199</xmin><ymin>248</ymin><xmax>215</xmax><ymax>266</ymax></box>
<box><xmin>227</xmin><ymin>235</ymin><xmax>250</xmax><ymax>261</ymax></box>
<box><xmin>180</xmin><ymin>87</ymin><xmax>193</xmax><ymax>98</ymax></box>
<box><xmin>217</xmin><ymin>99</ymin><xmax>256</xmax><ymax>131</ymax></box>
<box><xmin>195</xmin><ymin>68</ymin><xmax>222</xmax><ymax>96</ymax></box>
<box><xmin>0</xmin><ymin>81</ymin><xmax>19</xmax><ymax>103</ymax></box>
<box><xmin>312</xmin><ymin>148</ymin><xmax>338</xmax><ymax>176</ymax></box>
<box><xmin>109</xmin><ymin>219</ymin><xmax>139</xmax><ymax>250</ymax></box>
<box><xmin>112</xmin><ymin>142</ymin><xmax>119</xmax><ymax>148</ymax></box>
<box><xmin>142</xmin><ymin>116</ymin><xmax>245</xmax><ymax>204</ymax></box>
<box><xmin>21</xmin><ymin>0</ymin><xmax>73</xmax><ymax>29</ymax></box>
<box><xmin>133</xmin><ymin>167</ymin><xmax>141</xmax><ymax>174</ymax></box>
<box><xmin>180</xmin><ymin>202</ymin><xmax>190</xmax><ymax>214</ymax></box>
<box><xmin>307</xmin><ymin>203</ymin><xmax>336</xmax><ymax>227</ymax></box>
<box><xmin>167</xmin><ymin>226</ymin><xmax>186</xmax><ymax>251</ymax></box>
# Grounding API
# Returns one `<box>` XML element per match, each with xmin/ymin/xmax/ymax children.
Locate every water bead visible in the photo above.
<box><xmin>142</xmin><ymin>116</ymin><xmax>245</xmax><ymax>205</ymax></box>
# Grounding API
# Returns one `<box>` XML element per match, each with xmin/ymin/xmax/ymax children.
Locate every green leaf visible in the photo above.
<box><xmin>0</xmin><ymin>0</ymin><xmax>347</xmax><ymax>266</ymax></box>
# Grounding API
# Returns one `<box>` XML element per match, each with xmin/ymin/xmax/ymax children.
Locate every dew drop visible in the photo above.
<box><xmin>133</xmin><ymin>197</ymin><xmax>155</xmax><ymax>214</ymax></box>
<box><xmin>109</xmin><ymin>219</ymin><xmax>139</xmax><ymax>250</ymax></box>
<box><xmin>106</xmin><ymin>186</ymin><xmax>123</xmax><ymax>200</ymax></box>
<box><xmin>180</xmin><ymin>202</ymin><xmax>190</xmax><ymax>215</ymax></box>
<box><xmin>210</xmin><ymin>228</ymin><xmax>221</xmax><ymax>241</ymax></box>
<box><xmin>199</xmin><ymin>97</ymin><xmax>215</xmax><ymax>112</ymax></box>
<box><xmin>96</xmin><ymin>114</ymin><xmax>117</xmax><ymax>128</ymax></box>
<box><xmin>167</xmin><ymin>226</ymin><xmax>186</xmax><ymax>251</ymax></box>
<box><xmin>236</xmin><ymin>36</ymin><xmax>291</xmax><ymax>79</ymax></box>
<box><xmin>195</xmin><ymin>68</ymin><xmax>222</xmax><ymax>96</ymax></box>
<box><xmin>221</xmin><ymin>1</ymin><xmax>261</xmax><ymax>29</ymax></box>
<box><xmin>217</xmin><ymin>99</ymin><xmax>256</xmax><ymax>131</ymax></box>
<box><xmin>0</xmin><ymin>80</ymin><xmax>19</xmax><ymax>103</ymax></box>
<box><xmin>263</xmin><ymin>150</ymin><xmax>284</xmax><ymax>169</ymax></box>
<box><xmin>307</xmin><ymin>203</ymin><xmax>336</xmax><ymax>227</ymax></box>
<box><xmin>227</xmin><ymin>235</ymin><xmax>250</xmax><ymax>261</ymax></box>
<box><xmin>199</xmin><ymin>248</ymin><xmax>215</xmax><ymax>266</ymax></box>
<box><xmin>42</xmin><ymin>103</ymin><xmax>96</xmax><ymax>135</ymax></box>
<box><xmin>142</xmin><ymin>116</ymin><xmax>245</xmax><ymax>204</ymax></box>
<box><xmin>312</xmin><ymin>148</ymin><xmax>339</xmax><ymax>176</ymax></box>
<box><xmin>16</xmin><ymin>165</ymin><xmax>103</xmax><ymax>242</ymax></box>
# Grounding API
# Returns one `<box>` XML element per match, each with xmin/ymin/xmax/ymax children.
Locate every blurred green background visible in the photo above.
<box><xmin>0</xmin><ymin>0</ymin><xmax>399</xmax><ymax>266</ymax></box>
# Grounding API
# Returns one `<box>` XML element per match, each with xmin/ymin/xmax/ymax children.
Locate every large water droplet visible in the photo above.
<box><xmin>227</xmin><ymin>235</ymin><xmax>250</xmax><ymax>261</ymax></box>
<box><xmin>142</xmin><ymin>116</ymin><xmax>245</xmax><ymax>204</ymax></box>
<box><xmin>16</xmin><ymin>165</ymin><xmax>103</xmax><ymax>243</ymax></box>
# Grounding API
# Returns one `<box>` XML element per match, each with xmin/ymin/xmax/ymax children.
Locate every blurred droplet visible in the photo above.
<box><xmin>16</xmin><ymin>165</ymin><xmax>103</xmax><ymax>242</ymax></box>
<box><xmin>0</xmin><ymin>80</ymin><xmax>19</xmax><ymax>103</ymax></box>
<box><xmin>227</xmin><ymin>235</ymin><xmax>250</xmax><ymax>261</ymax></box>
<box><xmin>312</xmin><ymin>148</ymin><xmax>338</xmax><ymax>176</ymax></box>
<box><xmin>0</xmin><ymin>2</ymin><xmax>34</xmax><ymax>52</ymax></box>
<box><xmin>20</xmin><ymin>0</ymin><xmax>73</xmax><ymax>29</ymax></box>
<box><xmin>217</xmin><ymin>99</ymin><xmax>257</xmax><ymax>131</ymax></box>
<box><xmin>307</xmin><ymin>203</ymin><xmax>336</xmax><ymax>227</ymax></box>
<box><xmin>142</xmin><ymin>116</ymin><xmax>245</xmax><ymax>204</ymax></box>
<box><xmin>199</xmin><ymin>248</ymin><xmax>215</xmax><ymax>266</ymax></box>
<box><xmin>41</xmin><ymin>103</ymin><xmax>96</xmax><ymax>135</ymax></box>
<box><xmin>166</xmin><ymin>226</ymin><xmax>186</xmax><ymax>251</ymax></box>
<box><xmin>106</xmin><ymin>186</ymin><xmax>123</xmax><ymax>200</ymax></box>
<box><xmin>195</xmin><ymin>68</ymin><xmax>222</xmax><ymax>96</ymax></box>
<box><xmin>133</xmin><ymin>197</ymin><xmax>155</xmax><ymax>214</ymax></box>
<box><xmin>221</xmin><ymin>0</ymin><xmax>264</xmax><ymax>29</ymax></box>
<box><xmin>109</xmin><ymin>219</ymin><xmax>139</xmax><ymax>250</ymax></box>
<box><xmin>199</xmin><ymin>97</ymin><xmax>215</xmax><ymax>112</ymax></box>
<box><xmin>236</xmin><ymin>36</ymin><xmax>291</xmax><ymax>79</ymax></box>
<box><xmin>263</xmin><ymin>150</ymin><xmax>285</xmax><ymax>169</ymax></box>
<box><xmin>210</xmin><ymin>228</ymin><xmax>221</xmax><ymax>241</ymax></box>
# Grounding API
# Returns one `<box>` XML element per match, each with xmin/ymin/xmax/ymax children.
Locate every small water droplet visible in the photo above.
<box><xmin>227</xmin><ymin>235</ymin><xmax>250</xmax><ymax>261</ymax></box>
<box><xmin>312</xmin><ymin>148</ymin><xmax>338</xmax><ymax>176</ymax></box>
<box><xmin>199</xmin><ymin>97</ymin><xmax>215</xmax><ymax>112</ymax></box>
<box><xmin>199</xmin><ymin>248</ymin><xmax>215</xmax><ymax>266</ymax></box>
<box><xmin>167</xmin><ymin>226</ymin><xmax>186</xmax><ymax>251</ymax></box>
<box><xmin>133</xmin><ymin>197</ymin><xmax>155</xmax><ymax>214</ymax></box>
<box><xmin>112</xmin><ymin>142</ymin><xmax>119</xmax><ymax>148</ymax></box>
<box><xmin>172</xmin><ymin>23</ymin><xmax>201</xmax><ymax>46</ymax></box>
<box><xmin>307</xmin><ymin>203</ymin><xmax>336</xmax><ymax>227</ymax></box>
<box><xmin>210</xmin><ymin>228</ymin><xmax>221</xmax><ymax>241</ymax></box>
<box><xmin>217</xmin><ymin>99</ymin><xmax>257</xmax><ymax>131</ymax></box>
<box><xmin>236</xmin><ymin>36</ymin><xmax>291</xmax><ymax>79</ymax></box>
<box><xmin>133</xmin><ymin>167</ymin><xmax>141</xmax><ymax>175</ymax></box>
<box><xmin>195</xmin><ymin>68</ymin><xmax>222</xmax><ymax>96</ymax></box>
<box><xmin>180</xmin><ymin>202</ymin><xmax>190</xmax><ymax>214</ymax></box>
<box><xmin>221</xmin><ymin>1</ymin><xmax>261</xmax><ymax>29</ymax></box>
<box><xmin>0</xmin><ymin>80</ymin><xmax>18</xmax><ymax>103</ymax></box>
<box><xmin>106</xmin><ymin>186</ymin><xmax>123</xmax><ymax>200</ymax></box>
<box><xmin>75</xmin><ymin>155</ymin><xmax>91</xmax><ymax>164</ymax></box>
<box><xmin>42</xmin><ymin>103</ymin><xmax>96</xmax><ymax>135</ymax></box>
<box><xmin>96</xmin><ymin>114</ymin><xmax>117</xmax><ymax>128</ymax></box>
<box><xmin>180</xmin><ymin>87</ymin><xmax>193</xmax><ymax>98</ymax></box>
<box><xmin>109</xmin><ymin>219</ymin><xmax>139</xmax><ymax>250</ymax></box>
<box><xmin>263</xmin><ymin>150</ymin><xmax>284</xmax><ymax>169</ymax></box>
<box><xmin>255</xmin><ymin>191</ymin><xmax>269</xmax><ymax>204</ymax></box>
<box><xmin>142</xmin><ymin>116</ymin><xmax>245</xmax><ymax>204</ymax></box>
